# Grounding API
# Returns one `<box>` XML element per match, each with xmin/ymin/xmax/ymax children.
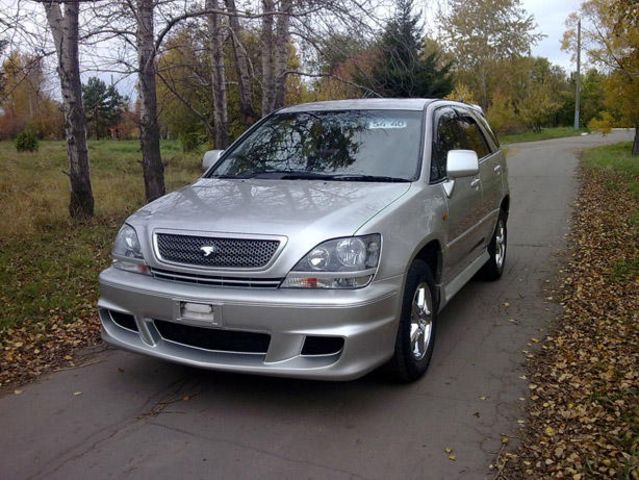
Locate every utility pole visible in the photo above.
<box><xmin>574</xmin><ymin>18</ymin><xmax>581</xmax><ymax>129</ymax></box>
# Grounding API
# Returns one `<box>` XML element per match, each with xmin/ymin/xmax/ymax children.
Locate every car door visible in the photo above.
<box><xmin>473</xmin><ymin>110</ymin><xmax>506</xmax><ymax>232</ymax></box>
<box><xmin>455</xmin><ymin>107</ymin><xmax>499</xmax><ymax>248</ymax></box>
<box><xmin>430</xmin><ymin>107</ymin><xmax>484</xmax><ymax>283</ymax></box>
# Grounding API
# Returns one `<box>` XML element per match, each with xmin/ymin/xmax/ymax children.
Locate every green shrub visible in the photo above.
<box><xmin>487</xmin><ymin>93</ymin><xmax>524</xmax><ymax>135</ymax></box>
<box><xmin>179</xmin><ymin>131</ymin><xmax>207</xmax><ymax>152</ymax></box>
<box><xmin>15</xmin><ymin>130</ymin><xmax>39</xmax><ymax>152</ymax></box>
<box><xmin>587</xmin><ymin>111</ymin><xmax>614</xmax><ymax>135</ymax></box>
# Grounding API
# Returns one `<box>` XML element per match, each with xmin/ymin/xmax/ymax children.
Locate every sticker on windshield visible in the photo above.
<box><xmin>367</xmin><ymin>119</ymin><xmax>407</xmax><ymax>129</ymax></box>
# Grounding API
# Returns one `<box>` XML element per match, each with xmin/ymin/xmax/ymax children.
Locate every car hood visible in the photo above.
<box><xmin>128</xmin><ymin>178</ymin><xmax>411</xmax><ymax>239</ymax></box>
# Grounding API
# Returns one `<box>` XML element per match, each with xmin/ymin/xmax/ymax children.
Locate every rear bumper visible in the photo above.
<box><xmin>98</xmin><ymin>267</ymin><xmax>403</xmax><ymax>380</ymax></box>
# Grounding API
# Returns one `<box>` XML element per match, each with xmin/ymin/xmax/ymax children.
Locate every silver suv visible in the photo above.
<box><xmin>98</xmin><ymin>99</ymin><xmax>509</xmax><ymax>382</ymax></box>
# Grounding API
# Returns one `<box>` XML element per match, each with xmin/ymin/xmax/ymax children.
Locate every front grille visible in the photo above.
<box><xmin>155</xmin><ymin>320</ymin><xmax>270</xmax><ymax>354</ymax></box>
<box><xmin>155</xmin><ymin>233</ymin><xmax>280</xmax><ymax>269</ymax></box>
<box><xmin>151</xmin><ymin>268</ymin><xmax>283</xmax><ymax>288</ymax></box>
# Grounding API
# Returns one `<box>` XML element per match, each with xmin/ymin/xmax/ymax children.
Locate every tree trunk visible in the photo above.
<box><xmin>207</xmin><ymin>0</ymin><xmax>229</xmax><ymax>149</ymax></box>
<box><xmin>272</xmin><ymin>0</ymin><xmax>292</xmax><ymax>110</ymax></box>
<box><xmin>225</xmin><ymin>0</ymin><xmax>256</xmax><ymax>125</ymax></box>
<box><xmin>478</xmin><ymin>64</ymin><xmax>489</xmax><ymax>110</ymax></box>
<box><xmin>44</xmin><ymin>2</ymin><xmax>94</xmax><ymax>219</ymax></box>
<box><xmin>633</xmin><ymin>123</ymin><xmax>639</xmax><ymax>156</ymax></box>
<box><xmin>95</xmin><ymin>105</ymin><xmax>100</xmax><ymax>140</ymax></box>
<box><xmin>261</xmin><ymin>0</ymin><xmax>275</xmax><ymax>115</ymax></box>
<box><xmin>135</xmin><ymin>0</ymin><xmax>165</xmax><ymax>202</ymax></box>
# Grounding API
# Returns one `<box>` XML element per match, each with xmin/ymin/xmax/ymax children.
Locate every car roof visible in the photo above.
<box><xmin>278</xmin><ymin>98</ymin><xmax>437</xmax><ymax>113</ymax></box>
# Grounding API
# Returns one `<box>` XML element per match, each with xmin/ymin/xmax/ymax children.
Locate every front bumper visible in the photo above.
<box><xmin>98</xmin><ymin>267</ymin><xmax>403</xmax><ymax>380</ymax></box>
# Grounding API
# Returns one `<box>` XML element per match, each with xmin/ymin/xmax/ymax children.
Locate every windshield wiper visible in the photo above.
<box><xmin>209</xmin><ymin>173</ymin><xmax>256</xmax><ymax>179</ymax></box>
<box><xmin>212</xmin><ymin>170</ymin><xmax>333</xmax><ymax>180</ymax></box>
<box><xmin>210</xmin><ymin>171</ymin><xmax>411</xmax><ymax>182</ymax></box>
<box><xmin>277</xmin><ymin>172</ymin><xmax>412</xmax><ymax>182</ymax></box>
<box><xmin>327</xmin><ymin>174</ymin><xmax>411</xmax><ymax>183</ymax></box>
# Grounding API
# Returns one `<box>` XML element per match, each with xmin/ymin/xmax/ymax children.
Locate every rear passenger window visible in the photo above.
<box><xmin>456</xmin><ymin>110</ymin><xmax>491</xmax><ymax>159</ymax></box>
<box><xmin>431</xmin><ymin>108</ymin><xmax>466</xmax><ymax>182</ymax></box>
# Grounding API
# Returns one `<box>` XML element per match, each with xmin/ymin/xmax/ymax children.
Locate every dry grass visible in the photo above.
<box><xmin>0</xmin><ymin>140</ymin><xmax>201</xmax><ymax>237</ymax></box>
<box><xmin>0</xmin><ymin>139</ymin><xmax>203</xmax><ymax>386</ymax></box>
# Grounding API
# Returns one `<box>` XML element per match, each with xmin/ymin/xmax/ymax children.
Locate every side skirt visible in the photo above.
<box><xmin>438</xmin><ymin>250</ymin><xmax>490</xmax><ymax>312</ymax></box>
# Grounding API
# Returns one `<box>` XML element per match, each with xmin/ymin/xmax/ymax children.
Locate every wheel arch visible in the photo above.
<box><xmin>409</xmin><ymin>239</ymin><xmax>443</xmax><ymax>309</ymax></box>
<box><xmin>500</xmin><ymin>195</ymin><xmax>510</xmax><ymax>217</ymax></box>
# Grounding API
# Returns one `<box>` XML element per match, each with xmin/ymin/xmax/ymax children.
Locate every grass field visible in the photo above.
<box><xmin>500</xmin><ymin>127</ymin><xmax>589</xmax><ymax>145</ymax></box>
<box><xmin>0</xmin><ymin>140</ymin><xmax>202</xmax><ymax>334</ymax></box>
<box><xmin>583</xmin><ymin>141</ymin><xmax>639</xmax><ymax>280</ymax></box>
<box><xmin>583</xmin><ymin>141</ymin><xmax>639</xmax><ymax>201</ymax></box>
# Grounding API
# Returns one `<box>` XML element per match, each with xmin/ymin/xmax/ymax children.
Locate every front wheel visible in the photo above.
<box><xmin>387</xmin><ymin>260</ymin><xmax>437</xmax><ymax>382</ymax></box>
<box><xmin>480</xmin><ymin>210</ymin><xmax>507</xmax><ymax>281</ymax></box>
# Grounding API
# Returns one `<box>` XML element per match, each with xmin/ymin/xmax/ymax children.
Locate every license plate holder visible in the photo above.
<box><xmin>175</xmin><ymin>301</ymin><xmax>222</xmax><ymax>327</ymax></box>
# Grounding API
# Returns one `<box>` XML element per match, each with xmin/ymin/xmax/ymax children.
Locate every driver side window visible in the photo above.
<box><xmin>431</xmin><ymin>107</ymin><xmax>466</xmax><ymax>182</ymax></box>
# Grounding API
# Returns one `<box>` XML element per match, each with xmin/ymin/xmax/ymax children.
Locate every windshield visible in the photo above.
<box><xmin>207</xmin><ymin>110</ymin><xmax>424</xmax><ymax>181</ymax></box>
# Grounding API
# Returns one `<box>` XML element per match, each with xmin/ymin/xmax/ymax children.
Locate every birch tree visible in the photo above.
<box><xmin>224</xmin><ymin>0</ymin><xmax>256</xmax><ymax>125</ymax></box>
<box><xmin>272</xmin><ymin>0</ymin><xmax>292</xmax><ymax>110</ymax></box>
<box><xmin>260</xmin><ymin>0</ymin><xmax>275</xmax><ymax>114</ymax></box>
<box><xmin>134</xmin><ymin>0</ymin><xmax>165</xmax><ymax>201</ymax></box>
<box><xmin>207</xmin><ymin>0</ymin><xmax>229</xmax><ymax>148</ymax></box>
<box><xmin>44</xmin><ymin>1</ymin><xmax>94</xmax><ymax>219</ymax></box>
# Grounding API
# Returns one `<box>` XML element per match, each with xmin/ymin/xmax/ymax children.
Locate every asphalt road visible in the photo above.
<box><xmin>1</xmin><ymin>130</ymin><xmax>634</xmax><ymax>480</ymax></box>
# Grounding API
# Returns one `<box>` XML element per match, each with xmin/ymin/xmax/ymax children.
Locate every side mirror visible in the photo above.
<box><xmin>202</xmin><ymin>150</ymin><xmax>224</xmax><ymax>172</ymax></box>
<box><xmin>446</xmin><ymin>150</ymin><xmax>479</xmax><ymax>179</ymax></box>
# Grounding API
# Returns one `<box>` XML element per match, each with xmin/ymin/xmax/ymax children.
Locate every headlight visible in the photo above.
<box><xmin>281</xmin><ymin>234</ymin><xmax>381</xmax><ymax>289</ymax></box>
<box><xmin>112</xmin><ymin>224</ymin><xmax>150</xmax><ymax>275</ymax></box>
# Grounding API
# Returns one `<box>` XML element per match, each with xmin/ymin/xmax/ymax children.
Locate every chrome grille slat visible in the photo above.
<box><xmin>151</xmin><ymin>268</ymin><xmax>282</xmax><ymax>288</ymax></box>
<box><xmin>155</xmin><ymin>233</ymin><xmax>280</xmax><ymax>269</ymax></box>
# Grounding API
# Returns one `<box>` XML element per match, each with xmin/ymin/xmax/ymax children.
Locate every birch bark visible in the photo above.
<box><xmin>44</xmin><ymin>2</ymin><xmax>94</xmax><ymax>218</ymax></box>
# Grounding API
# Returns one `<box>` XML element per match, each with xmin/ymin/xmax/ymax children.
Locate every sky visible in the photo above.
<box><xmin>523</xmin><ymin>0</ymin><xmax>581</xmax><ymax>71</ymax></box>
<box><xmin>1</xmin><ymin>0</ymin><xmax>584</xmax><ymax>100</ymax></box>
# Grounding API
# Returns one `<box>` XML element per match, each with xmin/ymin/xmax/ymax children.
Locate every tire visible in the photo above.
<box><xmin>387</xmin><ymin>260</ymin><xmax>438</xmax><ymax>382</ymax></box>
<box><xmin>480</xmin><ymin>210</ymin><xmax>508</xmax><ymax>281</ymax></box>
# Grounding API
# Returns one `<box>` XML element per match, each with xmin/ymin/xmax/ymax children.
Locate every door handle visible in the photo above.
<box><xmin>470</xmin><ymin>178</ymin><xmax>481</xmax><ymax>189</ymax></box>
<box><xmin>494</xmin><ymin>164</ymin><xmax>502</xmax><ymax>174</ymax></box>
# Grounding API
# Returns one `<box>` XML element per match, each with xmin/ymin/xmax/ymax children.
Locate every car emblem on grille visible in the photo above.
<box><xmin>200</xmin><ymin>245</ymin><xmax>217</xmax><ymax>257</ymax></box>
